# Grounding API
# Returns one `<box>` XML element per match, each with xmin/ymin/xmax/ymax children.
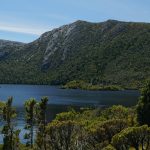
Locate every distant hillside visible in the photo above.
<box><xmin>0</xmin><ymin>20</ymin><xmax>150</xmax><ymax>88</ymax></box>
<box><xmin>0</xmin><ymin>40</ymin><xmax>24</xmax><ymax>60</ymax></box>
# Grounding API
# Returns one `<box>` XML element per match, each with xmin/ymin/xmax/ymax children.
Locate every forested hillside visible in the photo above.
<box><xmin>0</xmin><ymin>20</ymin><xmax>150</xmax><ymax>88</ymax></box>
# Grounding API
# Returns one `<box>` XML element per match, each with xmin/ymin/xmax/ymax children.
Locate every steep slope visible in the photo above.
<box><xmin>0</xmin><ymin>20</ymin><xmax>150</xmax><ymax>88</ymax></box>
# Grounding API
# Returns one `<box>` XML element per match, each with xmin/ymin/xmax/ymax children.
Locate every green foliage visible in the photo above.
<box><xmin>137</xmin><ymin>81</ymin><xmax>150</xmax><ymax>125</ymax></box>
<box><xmin>0</xmin><ymin>86</ymin><xmax>149</xmax><ymax>149</ymax></box>
<box><xmin>55</xmin><ymin>109</ymin><xmax>78</xmax><ymax>121</ymax></box>
<box><xmin>112</xmin><ymin>125</ymin><xmax>150</xmax><ymax>150</ymax></box>
<box><xmin>82</xmin><ymin>119</ymin><xmax>127</xmax><ymax>149</ymax></box>
<box><xmin>102</xmin><ymin>145</ymin><xmax>116</xmax><ymax>150</ymax></box>
<box><xmin>0</xmin><ymin>101</ymin><xmax>5</xmax><ymax>119</ymax></box>
<box><xmin>1</xmin><ymin>97</ymin><xmax>20</xmax><ymax>150</ymax></box>
<box><xmin>43</xmin><ymin>105</ymin><xmax>135</xmax><ymax>150</ymax></box>
<box><xmin>101</xmin><ymin>105</ymin><xmax>137</xmax><ymax>126</ymax></box>
<box><xmin>63</xmin><ymin>80</ymin><xmax>123</xmax><ymax>91</ymax></box>
<box><xmin>46</xmin><ymin>121</ymin><xmax>83</xmax><ymax>150</ymax></box>
<box><xmin>24</xmin><ymin>98</ymin><xmax>37</xmax><ymax>148</ymax></box>
<box><xmin>35</xmin><ymin>97</ymin><xmax>48</xmax><ymax>150</ymax></box>
<box><xmin>101</xmin><ymin>105</ymin><xmax>129</xmax><ymax>119</ymax></box>
<box><xmin>0</xmin><ymin>21</ymin><xmax>150</xmax><ymax>89</ymax></box>
<box><xmin>99</xmin><ymin>119</ymin><xmax>128</xmax><ymax>143</ymax></box>
<box><xmin>62</xmin><ymin>80</ymin><xmax>87</xmax><ymax>89</ymax></box>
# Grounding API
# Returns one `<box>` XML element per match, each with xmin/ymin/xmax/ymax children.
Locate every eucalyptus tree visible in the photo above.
<box><xmin>100</xmin><ymin>119</ymin><xmax>128</xmax><ymax>144</ymax></box>
<box><xmin>46</xmin><ymin>121</ymin><xmax>82</xmax><ymax>150</ymax></box>
<box><xmin>24</xmin><ymin>98</ymin><xmax>37</xmax><ymax>148</ymax></box>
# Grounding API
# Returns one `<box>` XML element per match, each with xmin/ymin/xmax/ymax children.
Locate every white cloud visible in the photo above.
<box><xmin>0</xmin><ymin>22</ymin><xmax>54</xmax><ymax>35</ymax></box>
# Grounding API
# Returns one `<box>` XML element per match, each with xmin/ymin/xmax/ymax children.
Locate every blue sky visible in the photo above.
<box><xmin>0</xmin><ymin>0</ymin><xmax>150</xmax><ymax>43</ymax></box>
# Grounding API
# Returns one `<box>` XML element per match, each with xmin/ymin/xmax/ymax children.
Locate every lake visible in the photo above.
<box><xmin>0</xmin><ymin>84</ymin><xmax>140</xmax><ymax>143</ymax></box>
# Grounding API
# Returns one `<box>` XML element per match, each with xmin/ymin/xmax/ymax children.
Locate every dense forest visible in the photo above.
<box><xmin>0</xmin><ymin>20</ymin><xmax>150</xmax><ymax>89</ymax></box>
<box><xmin>0</xmin><ymin>81</ymin><xmax>150</xmax><ymax>150</ymax></box>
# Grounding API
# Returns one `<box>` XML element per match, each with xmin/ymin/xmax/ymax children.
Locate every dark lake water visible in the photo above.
<box><xmin>0</xmin><ymin>84</ymin><xmax>140</xmax><ymax>143</ymax></box>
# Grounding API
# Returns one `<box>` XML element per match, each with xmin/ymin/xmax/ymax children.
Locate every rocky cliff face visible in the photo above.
<box><xmin>0</xmin><ymin>20</ymin><xmax>150</xmax><ymax>87</ymax></box>
<box><xmin>31</xmin><ymin>20</ymin><xmax>129</xmax><ymax>70</ymax></box>
<box><xmin>29</xmin><ymin>20</ymin><xmax>93</xmax><ymax>69</ymax></box>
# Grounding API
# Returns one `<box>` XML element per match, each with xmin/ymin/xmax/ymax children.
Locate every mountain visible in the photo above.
<box><xmin>0</xmin><ymin>40</ymin><xmax>24</xmax><ymax>59</ymax></box>
<box><xmin>0</xmin><ymin>20</ymin><xmax>150</xmax><ymax>88</ymax></box>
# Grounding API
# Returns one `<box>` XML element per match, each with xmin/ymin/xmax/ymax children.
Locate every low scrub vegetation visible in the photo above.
<box><xmin>0</xmin><ymin>81</ymin><xmax>149</xmax><ymax>150</ymax></box>
<box><xmin>62</xmin><ymin>80</ymin><xmax>123</xmax><ymax>91</ymax></box>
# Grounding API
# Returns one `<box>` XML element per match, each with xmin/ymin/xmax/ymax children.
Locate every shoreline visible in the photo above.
<box><xmin>0</xmin><ymin>83</ymin><xmax>139</xmax><ymax>91</ymax></box>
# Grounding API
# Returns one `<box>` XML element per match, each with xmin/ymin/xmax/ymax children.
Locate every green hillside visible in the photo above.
<box><xmin>0</xmin><ymin>20</ymin><xmax>150</xmax><ymax>88</ymax></box>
